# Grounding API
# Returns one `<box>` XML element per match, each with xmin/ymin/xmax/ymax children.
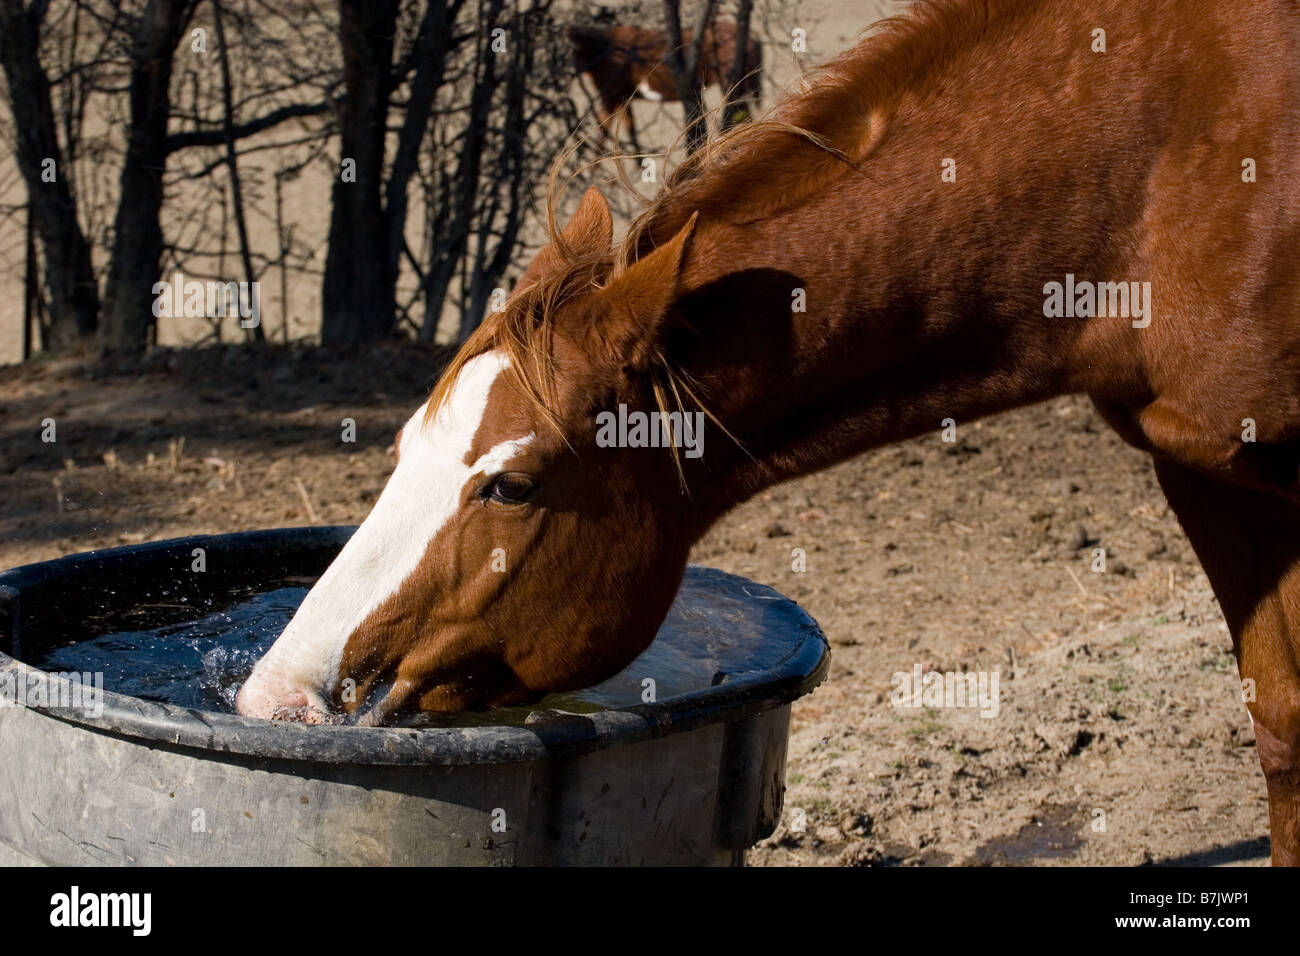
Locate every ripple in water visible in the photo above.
<box><xmin>37</xmin><ymin>586</ymin><xmax>307</xmax><ymax>713</ymax></box>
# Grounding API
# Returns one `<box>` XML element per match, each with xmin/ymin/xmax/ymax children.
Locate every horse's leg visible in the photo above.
<box><xmin>1152</xmin><ymin>457</ymin><xmax>1300</xmax><ymax>864</ymax></box>
<box><xmin>625</xmin><ymin>102</ymin><xmax>641</xmax><ymax>155</ymax></box>
<box><xmin>599</xmin><ymin>97</ymin><xmax>632</xmax><ymax>152</ymax></box>
<box><xmin>591</xmin><ymin>98</ymin><xmax>615</xmax><ymax>148</ymax></box>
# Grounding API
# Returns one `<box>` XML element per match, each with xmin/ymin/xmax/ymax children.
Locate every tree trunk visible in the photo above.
<box><xmin>211</xmin><ymin>0</ymin><xmax>264</xmax><ymax>344</ymax></box>
<box><xmin>421</xmin><ymin>0</ymin><xmax>505</xmax><ymax>342</ymax></box>
<box><xmin>384</xmin><ymin>0</ymin><xmax>460</xmax><ymax>336</ymax></box>
<box><xmin>320</xmin><ymin>0</ymin><xmax>400</xmax><ymax>346</ymax></box>
<box><xmin>660</xmin><ymin>0</ymin><xmax>716</xmax><ymax>154</ymax></box>
<box><xmin>721</xmin><ymin>0</ymin><xmax>755</xmax><ymax>130</ymax></box>
<box><xmin>462</xmin><ymin>7</ymin><xmax>531</xmax><ymax>338</ymax></box>
<box><xmin>0</xmin><ymin>0</ymin><xmax>99</xmax><ymax>351</ymax></box>
<box><xmin>99</xmin><ymin>0</ymin><xmax>194</xmax><ymax>357</ymax></box>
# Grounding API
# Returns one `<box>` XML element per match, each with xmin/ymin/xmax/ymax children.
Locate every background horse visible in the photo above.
<box><xmin>568</xmin><ymin>22</ymin><xmax>763</xmax><ymax>148</ymax></box>
<box><xmin>240</xmin><ymin>0</ymin><xmax>1300</xmax><ymax>863</ymax></box>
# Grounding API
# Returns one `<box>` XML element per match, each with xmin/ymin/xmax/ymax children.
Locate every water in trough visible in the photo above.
<box><xmin>31</xmin><ymin>568</ymin><xmax>796</xmax><ymax>726</ymax></box>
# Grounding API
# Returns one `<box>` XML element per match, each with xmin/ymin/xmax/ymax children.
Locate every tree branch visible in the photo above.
<box><xmin>165</xmin><ymin>96</ymin><xmax>336</xmax><ymax>152</ymax></box>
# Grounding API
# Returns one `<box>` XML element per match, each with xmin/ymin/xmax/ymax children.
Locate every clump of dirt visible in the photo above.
<box><xmin>0</xmin><ymin>345</ymin><xmax>1270</xmax><ymax>866</ymax></box>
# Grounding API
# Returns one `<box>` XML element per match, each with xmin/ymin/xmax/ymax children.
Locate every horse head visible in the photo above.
<box><xmin>237</xmin><ymin>188</ymin><xmax>708</xmax><ymax>724</ymax></box>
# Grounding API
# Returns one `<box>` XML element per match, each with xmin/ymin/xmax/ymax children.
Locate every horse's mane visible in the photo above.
<box><xmin>620</xmin><ymin>0</ymin><xmax>1024</xmax><ymax>256</ymax></box>
<box><xmin>425</xmin><ymin>0</ymin><xmax>1026</xmax><ymax>478</ymax></box>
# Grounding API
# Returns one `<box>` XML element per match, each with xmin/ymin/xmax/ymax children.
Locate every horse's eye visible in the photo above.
<box><xmin>483</xmin><ymin>473</ymin><xmax>536</xmax><ymax>505</ymax></box>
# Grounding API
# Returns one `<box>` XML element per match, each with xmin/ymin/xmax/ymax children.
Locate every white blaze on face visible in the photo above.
<box><xmin>236</xmin><ymin>350</ymin><xmax>533</xmax><ymax>718</ymax></box>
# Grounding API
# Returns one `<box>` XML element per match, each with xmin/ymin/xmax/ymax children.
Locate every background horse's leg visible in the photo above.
<box><xmin>1153</xmin><ymin>457</ymin><xmax>1300</xmax><ymax>865</ymax></box>
<box><xmin>624</xmin><ymin>101</ymin><xmax>641</xmax><ymax>154</ymax></box>
<box><xmin>586</xmin><ymin>91</ymin><xmax>614</xmax><ymax>148</ymax></box>
<box><xmin>596</xmin><ymin>95</ymin><xmax>627</xmax><ymax>150</ymax></box>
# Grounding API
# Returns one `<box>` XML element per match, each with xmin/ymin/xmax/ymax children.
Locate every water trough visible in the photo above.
<box><xmin>0</xmin><ymin>527</ymin><xmax>828</xmax><ymax>866</ymax></box>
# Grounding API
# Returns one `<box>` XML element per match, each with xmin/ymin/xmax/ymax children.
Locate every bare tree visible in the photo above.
<box><xmin>90</xmin><ymin>0</ymin><xmax>344</xmax><ymax>355</ymax></box>
<box><xmin>721</xmin><ymin>0</ymin><xmax>754</xmax><ymax>130</ymax></box>
<box><xmin>414</xmin><ymin>0</ymin><xmax>583</xmax><ymax>341</ymax></box>
<box><xmin>660</xmin><ymin>0</ymin><xmax>717</xmax><ymax>154</ymax></box>
<box><xmin>461</xmin><ymin>4</ymin><xmax>533</xmax><ymax>337</ymax></box>
<box><xmin>99</xmin><ymin>0</ymin><xmax>197</xmax><ymax>356</ymax></box>
<box><xmin>418</xmin><ymin>0</ymin><xmax>506</xmax><ymax>341</ymax></box>
<box><xmin>164</xmin><ymin>0</ymin><xmax>342</xmax><ymax>346</ymax></box>
<box><xmin>0</xmin><ymin>0</ymin><xmax>99</xmax><ymax>349</ymax></box>
<box><xmin>384</xmin><ymin>0</ymin><xmax>463</xmax><ymax>337</ymax></box>
<box><xmin>209</xmin><ymin>0</ymin><xmax>262</xmax><ymax>344</ymax></box>
<box><xmin>3</xmin><ymin>0</ymin><xmax>620</xmax><ymax>356</ymax></box>
<box><xmin>318</xmin><ymin>0</ymin><xmax>400</xmax><ymax>346</ymax></box>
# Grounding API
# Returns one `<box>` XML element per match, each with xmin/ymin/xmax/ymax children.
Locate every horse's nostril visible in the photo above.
<box><xmin>279</xmin><ymin>690</ymin><xmax>309</xmax><ymax>709</ymax></box>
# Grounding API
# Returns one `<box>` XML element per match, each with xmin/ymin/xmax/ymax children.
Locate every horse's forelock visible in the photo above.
<box><xmin>423</xmin><ymin>245</ymin><xmax>613</xmax><ymax>438</ymax></box>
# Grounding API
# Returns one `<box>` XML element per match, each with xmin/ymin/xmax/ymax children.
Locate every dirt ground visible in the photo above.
<box><xmin>0</xmin><ymin>346</ymin><xmax>1270</xmax><ymax>866</ymax></box>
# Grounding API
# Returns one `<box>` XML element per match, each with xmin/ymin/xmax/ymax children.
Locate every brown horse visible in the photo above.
<box><xmin>568</xmin><ymin>22</ymin><xmax>762</xmax><ymax>147</ymax></box>
<box><xmin>239</xmin><ymin>0</ymin><xmax>1300</xmax><ymax>863</ymax></box>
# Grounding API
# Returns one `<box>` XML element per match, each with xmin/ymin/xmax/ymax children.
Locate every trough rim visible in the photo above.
<box><xmin>0</xmin><ymin>527</ymin><xmax>829</xmax><ymax>767</ymax></box>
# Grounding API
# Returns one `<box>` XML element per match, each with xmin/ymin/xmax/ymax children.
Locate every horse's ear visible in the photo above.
<box><xmin>517</xmin><ymin>187</ymin><xmax>613</xmax><ymax>289</ymax></box>
<box><xmin>594</xmin><ymin>212</ymin><xmax>698</xmax><ymax>370</ymax></box>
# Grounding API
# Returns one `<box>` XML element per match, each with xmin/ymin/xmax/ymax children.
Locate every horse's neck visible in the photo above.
<box><xmin>672</xmin><ymin>2</ymin><xmax>1180</xmax><ymax>512</ymax></box>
